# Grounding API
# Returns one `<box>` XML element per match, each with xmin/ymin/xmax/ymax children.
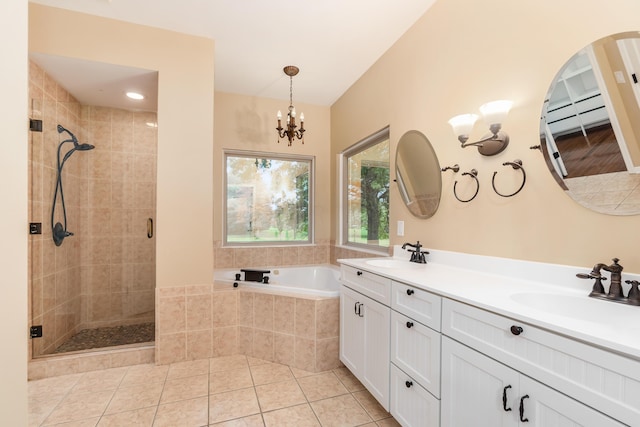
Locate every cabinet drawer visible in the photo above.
<box><xmin>341</xmin><ymin>265</ymin><xmax>391</xmax><ymax>305</ymax></box>
<box><xmin>390</xmin><ymin>363</ymin><xmax>439</xmax><ymax>427</ymax></box>
<box><xmin>391</xmin><ymin>310</ymin><xmax>440</xmax><ymax>397</ymax></box>
<box><xmin>391</xmin><ymin>281</ymin><xmax>441</xmax><ymax>331</ymax></box>
<box><xmin>442</xmin><ymin>299</ymin><xmax>640</xmax><ymax>427</ymax></box>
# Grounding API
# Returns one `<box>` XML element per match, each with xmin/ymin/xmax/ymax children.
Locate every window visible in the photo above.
<box><xmin>225</xmin><ymin>150</ymin><xmax>313</xmax><ymax>245</ymax></box>
<box><xmin>341</xmin><ymin>128</ymin><xmax>390</xmax><ymax>251</ymax></box>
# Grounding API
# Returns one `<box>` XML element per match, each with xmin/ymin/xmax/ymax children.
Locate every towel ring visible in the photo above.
<box><xmin>453</xmin><ymin>169</ymin><xmax>479</xmax><ymax>203</ymax></box>
<box><xmin>492</xmin><ymin>159</ymin><xmax>526</xmax><ymax>197</ymax></box>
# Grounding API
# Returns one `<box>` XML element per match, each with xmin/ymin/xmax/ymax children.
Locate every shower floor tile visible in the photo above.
<box><xmin>53</xmin><ymin>322</ymin><xmax>155</xmax><ymax>353</ymax></box>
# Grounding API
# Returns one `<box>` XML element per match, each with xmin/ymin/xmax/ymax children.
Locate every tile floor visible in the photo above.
<box><xmin>29</xmin><ymin>354</ymin><xmax>401</xmax><ymax>427</ymax></box>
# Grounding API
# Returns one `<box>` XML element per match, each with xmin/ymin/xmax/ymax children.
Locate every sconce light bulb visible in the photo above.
<box><xmin>480</xmin><ymin>100</ymin><xmax>513</xmax><ymax>129</ymax></box>
<box><xmin>448</xmin><ymin>114</ymin><xmax>478</xmax><ymax>140</ymax></box>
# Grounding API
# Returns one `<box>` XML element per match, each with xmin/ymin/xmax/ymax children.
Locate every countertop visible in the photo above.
<box><xmin>339</xmin><ymin>248</ymin><xmax>640</xmax><ymax>360</ymax></box>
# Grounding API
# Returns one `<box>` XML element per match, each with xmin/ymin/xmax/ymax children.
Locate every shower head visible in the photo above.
<box><xmin>57</xmin><ymin>124</ymin><xmax>78</xmax><ymax>144</ymax></box>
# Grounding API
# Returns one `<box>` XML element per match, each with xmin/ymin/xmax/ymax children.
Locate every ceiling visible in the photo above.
<box><xmin>29</xmin><ymin>0</ymin><xmax>437</xmax><ymax>110</ymax></box>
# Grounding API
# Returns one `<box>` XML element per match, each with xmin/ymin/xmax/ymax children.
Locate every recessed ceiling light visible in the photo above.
<box><xmin>126</xmin><ymin>91</ymin><xmax>144</xmax><ymax>100</ymax></box>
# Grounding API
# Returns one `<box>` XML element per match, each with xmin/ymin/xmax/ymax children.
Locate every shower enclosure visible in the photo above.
<box><xmin>28</xmin><ymin>59</ymin><xmax>157</xmax><ymax>357</ymax></box>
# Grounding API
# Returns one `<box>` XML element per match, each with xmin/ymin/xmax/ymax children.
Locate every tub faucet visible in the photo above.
<box><xmin>402</xmin><ymin>241</ymin><xmax>428</xmax><ymax>264</ymax></box>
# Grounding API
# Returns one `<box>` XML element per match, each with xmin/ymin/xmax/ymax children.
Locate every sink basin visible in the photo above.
<box><xmin>365</xmin><ymin>259</ymin><xmax>426</xmax><ymax>269</ymax></box>
<box><xmin>509</xmin><ymin>292</ymin><xmax>629</xmax><ymax>322</ymax></box>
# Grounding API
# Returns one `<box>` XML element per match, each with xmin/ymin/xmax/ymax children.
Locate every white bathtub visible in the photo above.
<box><xmin>213</xmin><ymin>265</ymin><xmax>340</xmax><ymax>298</ymax></box>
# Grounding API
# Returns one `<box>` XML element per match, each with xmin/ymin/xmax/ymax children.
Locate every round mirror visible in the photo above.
<box><xmin>396</xmin><ymin>130</ymin><xmax>442</xmax><ymax>218</ymax></box>
<box><xmin>540</xmin><ymin>32</ymin><xmax>640</xmax><ymax>215</ymax></box>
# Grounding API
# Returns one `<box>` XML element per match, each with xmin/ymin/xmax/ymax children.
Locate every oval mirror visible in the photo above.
<box><xmin>396</xmin><ymin>130</ymin><xmax>442</xmax><ymax>218</ymax></box>
<box><xmin>540</xmin><ymin>32</ymin><xmax>640</xmax><ymax>215</ymax></box>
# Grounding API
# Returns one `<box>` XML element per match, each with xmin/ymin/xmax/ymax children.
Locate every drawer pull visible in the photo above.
<box><xmin>405</xmin><ymin>380</ymin><xmax>413</xmax><ymax>388</ymax></box>
<box><xmin>519</xmin><ymin>395</ymin><xmax>529</xmax><ymax>422</ymax></box>
<box><xmin>357</xmin><ymin>271</ymin><xmax>363</xmax><ymax>276</ymax></box>
<box><xmin>510</xmin><ymin>325</ymin><xmax>523</xmax><ymax>336</ymax></box>
<box><xmin>502</xmin><ymin>385</ymin><xmax>512</xmax><ymax>412</ymax></box>
<box><xmin>406</xmin><ymin>289</ymin><xmax>414</xmax><ymax>295</ymax></box>
<box><xmin>406</xmin><ymin>321</ymin><xmax>414</xmax><ymax>328</ymax></box>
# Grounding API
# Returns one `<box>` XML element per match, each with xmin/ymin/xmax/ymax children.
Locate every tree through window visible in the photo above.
<box><xmin>342</xmin><ymin>128</ymin><xmax>390</xmax><ymax>251</ymax></box>
<box><xmin>225</xmin><ymin>151</ymin><xmax>313</xmax><ymax>245</ymax></box>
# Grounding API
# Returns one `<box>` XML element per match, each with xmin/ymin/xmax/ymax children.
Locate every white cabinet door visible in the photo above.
<box><xmin>390</xmin><ymin>363</ymin><xmax>440</xmax><ymax>427</ymax></box>
<box><xmin>340</xmin><ymin>284</ymin><xmax>391</xmax><ymax>410</ymax></box>
<box><xmin>340</xmin><ymin>285</ymin><xmax>365</xmax><ymax>374</ymax></box>
<box><xmin>441</xmin><ymin>336</ymin><xmax>518</xmax><ymax>427</ymax></box>
<box><xmin>520</xmin><ymin>376</ymin><xmax>624</xmax><ymax>427</ymax></box>
<box><xmin>391</xmin><ymin>310</ymin><xmax>440</xmax><ymax>397</ymax></box>
<box><xmin>442</xmin><ymin>337</ymin><xmax>625</xmax><ymax>427</ymax></box>
<box><xmin>361</xmin><ymin>289</ymin><xmax>391</xmax><ymax>410</ymax></box>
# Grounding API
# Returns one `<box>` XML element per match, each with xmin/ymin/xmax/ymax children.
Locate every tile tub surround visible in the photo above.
<box><xmin>28</xmin><ymin>355</ymin><xmax>400</xmax><ymax>426</ymax></box>
<box><xmin>213</xmin><ymin>240</ymin><xmax>389</xmax><ymax>269</ymax></box>
<box><xmin>156</xmin><ymin>284</ymin><xmax>341</xmax><ymax>372</ymax></box>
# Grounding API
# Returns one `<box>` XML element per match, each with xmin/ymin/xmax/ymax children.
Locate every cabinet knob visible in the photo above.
<box><xmin>406</xmin><ymin>321</ymin><xmax>414</xmax><ymax>328</ymax></box>
<box><xmin>510</xmin><ymin>325</ymin><xmax>523</xmax><ymax>336</ymax></box>
<box><xmin>357</xmin><ymin>271</ymin><xmax>363</xmax><ymax>276</ymax></box>
<box><xmin>406</xmin><ymin>289</ymin><xmax>414</xmax><ymax>295</ymax></box>
<box><xmin>405</xmin><ymin>380</ymin><xmax>413</xmax><ymax>388</ymax></box>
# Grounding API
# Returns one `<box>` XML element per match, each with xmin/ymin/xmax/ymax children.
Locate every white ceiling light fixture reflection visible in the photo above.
<box><xmin>126</xmin><ymin>91</ymin><xmax>145</xmax><ymax>100</ymax></box>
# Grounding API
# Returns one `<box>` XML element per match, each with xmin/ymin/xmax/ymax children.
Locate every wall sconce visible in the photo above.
<box><xmin>448</xmin><ymin>100</ymin><xmax>513</xmax><ymax>156</ymax></box>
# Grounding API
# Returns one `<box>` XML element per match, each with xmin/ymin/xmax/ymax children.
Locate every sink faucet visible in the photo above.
<box><xmin>577</xmin><ymin>258</ymin><xmax>624</xmax><ymax>300</ymax></box>
<box><xmin>402</xmin><ymin>241</ymin><xmax>428</xmax><ymax>264</ymax></box>
<box><xmin>601</xmin><ymin>258</ymin><xmax>624</xmax><ymax>299</ymax></box>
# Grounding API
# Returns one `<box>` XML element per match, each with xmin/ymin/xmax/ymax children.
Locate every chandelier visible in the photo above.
<box><xmin>276</xmin><ymin>66</ymin><xmax>305</xmax><ymax>146</ymax></box>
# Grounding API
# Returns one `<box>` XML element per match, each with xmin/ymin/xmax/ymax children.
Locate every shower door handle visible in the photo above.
<box><xmin>147</xmin><ymin>218</ymin><xmax>154</xmax><ymax>238</ymax></box>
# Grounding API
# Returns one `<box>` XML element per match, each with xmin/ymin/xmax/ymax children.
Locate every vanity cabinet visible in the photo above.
<box><xmin>441</xmin><ymin>336</ymin><xmax>623</xmax><ymax>426</ymax></box>
<box><xmin>441</xmin><ymin>299</ymin><xmax>635</xmax><ymax>426</ymax></box>
<box><xmin>390</xmin><ymin>282</ymin><xmax>441</xmax><ymax>427</ymax></box>
<box><xmin>340</xmin><ymin>266</ymin><xmax>391</xmax><ymax>409</ymax></box>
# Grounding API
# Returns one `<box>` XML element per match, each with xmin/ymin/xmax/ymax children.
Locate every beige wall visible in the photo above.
<box><xmin>1</xmin><ymin>0</ymin><xmax>28</xmax><ymax>423</ymax></box>
<box><xmin>331</xmin><ymin>0</ymin><xmax>640</xmax><ymax>272</ymax></box>
<box><xmin>213</xmin><ymin>92</ymin><xmax>332</xmax><ymax>266</ymax></box>
<box><xmin>29</xmin><ymin>4</ymin><xmax>214</xmax><ymax>289</ymax></box>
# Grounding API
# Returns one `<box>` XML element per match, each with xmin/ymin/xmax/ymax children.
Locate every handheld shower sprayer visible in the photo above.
<box><xmin>51</xmin><ymin>124</ymin><xmax>94</xmax><ymax>246</ymax></box>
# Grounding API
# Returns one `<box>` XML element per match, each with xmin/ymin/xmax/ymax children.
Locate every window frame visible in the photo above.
<box><xmin>223</xmin><ymin>149</ymin><xmax>315</xmax><ymax>247</ymax></box>
<box><xmin>339</xmin><ymin>127</ymin><xmax>390</xmax><ymax>254</ymax></box>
